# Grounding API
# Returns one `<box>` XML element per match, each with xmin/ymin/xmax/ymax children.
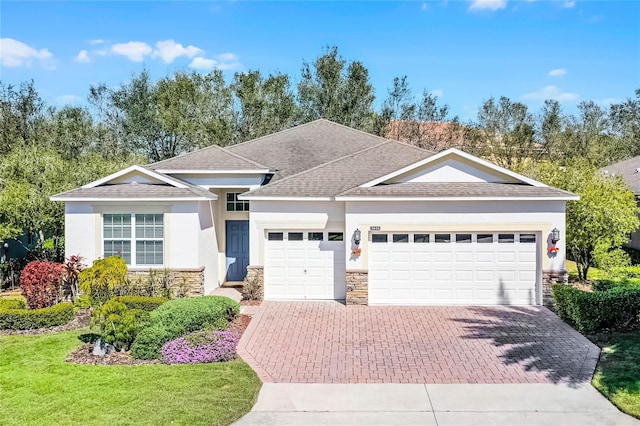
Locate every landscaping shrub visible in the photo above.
<box><xmin>90</xmin><ymin>298</ymin><xmax>149</xmax><ymax>351</ymax></box>
<box><xmin>20</xmin><ymin>260</ymin><xmax>65</xmax><ymax>309</ymax></box>
<box><xmin>0</xmin><ymin>298</ymin><xmax>26</xmax><ymax>310</ymax></box>
<box><xmin>607</xmin><ymin>266</ymin><xmax>640</xmax><ymax>280</ymax></box>
<box><xmin>552</xmin><ymin>284</ymin><xmax>640</xmax><ymax>333</ymax></box>
<box><xmin>0</xmin><ymin>303</ymin><xmax>74</xmax><ymax>330</ymax></box>
<box><xmin>131</xmin><ymin>296</ymin><xmax>239</xmax><ymax>360</ymax></box>
<box><xmin>116</xmin><ymin>295</ymin><xmax>167</xmax><ymax>311</ymax></box>
<box><xmin>161</xmin><ymin>329</ymin><xmax>239</xmax><ymax>364</ymax></box>
<box><xmin>78</xmin><ymin>256</ymin><xmax>128</xmax><ymax>304</ymax></box>
<box><xmin>241</xmin><ymin>274</ymin><xmax>263</xmax><ymax>301</ymax></box>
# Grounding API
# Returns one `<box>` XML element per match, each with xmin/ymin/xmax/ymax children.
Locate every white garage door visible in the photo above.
<box><xmin>264</xmin><ymin>231</ymin><xmax>346</xmax><ymax>300</ymax></box>
<box><xmin>369</xmin><ymin>232</ymin><xmax>538</xmax><ymax>305</ymax></box>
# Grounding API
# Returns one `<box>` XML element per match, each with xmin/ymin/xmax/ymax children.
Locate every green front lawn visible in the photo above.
<box><xmin>0</xmin><ymin>330</ymin><xmax>261</xmax><ymax>425</ymax></box>
<box><xmin>565</xmin><ymin>260</ymin><xmax>606</xmax><ymax>281</ymax></box>
<box><xmin>591</xmin><ymin>332</ymin><xmax>640</xmax><ymax>419</ymax></box>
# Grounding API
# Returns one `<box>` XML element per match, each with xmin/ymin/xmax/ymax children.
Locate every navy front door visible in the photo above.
<box><xmin>226</xmin><ymin>220</ymin><xmax>249</xmax><ymax>281</ymax></box>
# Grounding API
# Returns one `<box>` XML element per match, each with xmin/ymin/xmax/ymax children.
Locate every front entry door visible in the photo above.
<box><xmin>226</xmin><ymin>220</ymin><xmax>249</xmax><ymax>281</ymax></box>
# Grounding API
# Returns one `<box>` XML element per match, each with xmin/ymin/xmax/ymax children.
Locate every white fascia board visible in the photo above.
<box><xmin>360</xmin><ymin>148</ymin><xmax>546</xmax><ymax>188</ymax></box>
<box><xmin>157</xmin><ymin>169</ymin><xmax>271</xmax><ymax>174</ymax></box>
<box><xmin>82</xmin><ymin>165</ymin><xmax>188</xmax><ymax>189</ymax></box>
<box><xmin>50</xmin><ymin>196</ymin><xmax>216</xmax><ymax>202</ymax></box>
<box><xmin>238</xmin><ymin>196</ymin><xmax>332</xmax><ymax>201</ymax></box>
<box><xmin>335</xmin><ymin>195</ymin><xmax>580</xmax><ymax>202</ymax></box>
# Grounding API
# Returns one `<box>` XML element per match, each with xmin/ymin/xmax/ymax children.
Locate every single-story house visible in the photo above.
<box><xmin>52</xmin><ymin>119</ymin><xmax>576</xmax><ymax>306</ymax></box>
<box><xmin>602</xmin><ymin>156</ymin><xmax>640</xmax><ymax>250</ymax></box>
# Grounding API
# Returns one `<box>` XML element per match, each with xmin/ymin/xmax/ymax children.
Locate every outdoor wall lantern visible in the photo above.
<box><xmin>354</xmin><ymin>229</ymin><xmax>362</xmax><ymax>245</ymax></box>
<box><xmin>551</xmin><ymin>228</ymin><xmax>560</xmax><ymax>244</ymax></box>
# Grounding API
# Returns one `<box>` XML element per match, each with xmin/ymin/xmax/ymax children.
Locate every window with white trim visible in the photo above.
<box><xmin>103</xmin><ymin>214</ymin><xmax>164</xmax><ymax>265</ymax></box>
<box><xmin>226</xmin><ymin>192</ymin><xmax>249</xmax><ymax>211</ymax></box>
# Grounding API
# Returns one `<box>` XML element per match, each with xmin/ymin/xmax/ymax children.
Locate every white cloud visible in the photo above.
<box><xmin>421</xmin><ymin>3</ymin><xmax>429</xmax><ymax>10</ymax></box>
<box><xmin>189</xmin><ymin>57</ymin><xmax>217</xmax><ymax>70</ymax></box>
<box><xmin>430</xmin><ymin>89</ymin><xmax>444</xmax><ymax>97</ymax></box>
<box><xmin>89</xmin><ymin>39</ymin><xmax>106</xmax><ymax>45</ymax></box>
<box><xmin>0</xmin><ymin>38</ymin><xmax>54</xmax><ymax>69</ymax></box>
<box><xmin>93</xmin><ymin>49</ymin><xmax>108</xmax><ymax>56</ymax></box>
<box><xmin>216</xmin><ymin>52</ymin><xmax>238</xmax><ymax>62</ymax></box>
<box><xmin>153</xmin><ymin>40</ymin><xmax>203</xmax><ymax>63</ymax></box>
<box><xmin>563</xmin><ymin>1</ymin><xmax>575</xmax><ymax>8</ymax></box>
<box><xmin>548</xmin><ymin>68</ymin><xmax>567</xmax><ymax>77</ymax></box>
<box><xmin>468</xmin><ymin>0</ymin><xmax>507</xmax><ymax>11</ymax></box>
<box><xmin>521</xmin><ymin>85</ymin><xmax>579</xmax><ymax>102</ymax></box>
<box><xmin>55</xmin><ymin>95</ymin><xmax>82</xmax><ymax>105</ymax></box>
<box><xmin>76</xmin><ymin>50</ymin><xmax>90</xmax><ymax>63</ymax></box>
<box><xmin>110</xmin><ymin>41</ymin><xmax>152</xmax><ymax>62</ymax></box>
<box><xmin>596</xmin><ymin>97</ymin><xmax>622</xmax><ymax>106</ymax></box>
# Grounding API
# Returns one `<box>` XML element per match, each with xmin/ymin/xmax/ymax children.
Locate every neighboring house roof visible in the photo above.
<box><xmin>601</xmin><ymin>156</ymin><xmax>640</xmax><ymax>195</ymax></box>
<box><xmin>51</xmin><ymin>183</ymin><xmax>217</xmax><ymax>201</ymax></box>
<box><xmin>336</xmin><ymin>182</ymin><xmax>578</xmax><ymax>200</ymax></box>
<box><xmin>241</xmin><ymin>139</ymin><xmax>435</xmax><ymax>199</ymax></box>
<box><xmin>227</xmin><ymin>119</ymin><xmax>386</xmax><ymax>181</ymax></box>
<box><xmin>147</xmin><ymin>143</ymin><xmax>270</xmax><ymax>172</ymax></box>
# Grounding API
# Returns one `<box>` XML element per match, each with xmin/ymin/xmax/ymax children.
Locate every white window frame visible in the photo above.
<box><xmin>226</xmin><ymin>192</ymin><xmax>249</xmax><ymax>212</ymax></box>
<box><xmin>103</xmin><ymin>213</ymin><xmax>164</xmax><ymax>266</ymax></box>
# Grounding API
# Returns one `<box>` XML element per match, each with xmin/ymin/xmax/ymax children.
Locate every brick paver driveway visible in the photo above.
<box><xmin>237</xmin><ymin>302</ymin><xmax>600</xmax><ymax>384</ymax></box>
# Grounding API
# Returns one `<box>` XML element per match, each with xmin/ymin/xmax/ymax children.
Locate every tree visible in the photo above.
<box><xmin>475</xmin><ymin>96</ymin><xmax>538</xmax><ymax>171</ymax></box>
<box><xmin>609</xmin><ymin>89</ymin><xmax>640</xmax><ymax>158</ymax></box>
<box><xmin>232</xmin><ymin>70</ymin><xmax>297</xmax><ymax>141</ymax></box>
<box><xmin>0</xmin><ymin>80</ymin><xmax>47</xmax><ymax>154</ymax></box>
<box><xmin>297</xmin><ymin>46</ymin><xmax>376</xmax><ymax>131</ymax></box>
<box><xmin>528</xmin><ymin>159</ymin><xmax>639</xmax><ymax>280</ymax></box>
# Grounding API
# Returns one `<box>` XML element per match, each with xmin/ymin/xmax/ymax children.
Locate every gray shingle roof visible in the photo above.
<box><xmin>601</xmin><ymin>156</ymin><xmax>640</xmax><ymax>194</ymax></box>
<box><xmin>52</xmin><ymin>183</ymin><xmax>216</xmax><ymax>200</ymax></box>
<box><xmin>148</xmin><ymin>144</ymin><xmax>269</xmax><ymax>171</ymax></box>
<box><xmin>337</xmin><ymin>182</ymin><xmax>578</xmax><ymax>199</ymax></box>
<box><xmin>242</xmin><ymin>140</ymin><xmax>435</xmax><ymax>198</ymax></box>
<box><xmin>228</xmin><ymin>119</ymin><xmax>387</xmax><ymax>181</ymax></box>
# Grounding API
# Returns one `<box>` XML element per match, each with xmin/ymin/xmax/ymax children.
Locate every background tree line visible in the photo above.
<box><xmin>1</xmin><ymin>45</ymin><xmax>639</xmax><ymax>272</ymax></box>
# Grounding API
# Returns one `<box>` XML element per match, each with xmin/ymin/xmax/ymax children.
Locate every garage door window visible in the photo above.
<box><xmin>520</xmin><ymin>234</ymin><xmax>536</xmax><ymax>243</ymax></box>
<box><xmin>435</xmin><ymin>234</ymin><xmax>451</xmax><ymax>243</ymax></box>
<box><xmin>477</xmin><ymin>234</ymin><xmax>493</xmax><ymax>243</ymax></box>
<box><xmin>456</xmin><ymin>234</ymin><xmax>472</xmax><ymax>243</ymax></box>
<box><xmin>499</xmin><ymin>233</ymin><xmax>515</xmax><ymax>243</ymax></box>
<box><xmin>414</xmin><ymin>234</ymin><xmax>429</xmax><ymax>243</ymax></box>
<box><xmin>328</xmin><ymin>232</ymin><xmax>344</xmax><ymax>241</ymax></box>
<box><xmin>268</xmin><ymin>232</ymin><xmax>284</xmax><ymax>241</ymax></box>
<box><xmin>309</xmin><ymin>232</ymin><xmax>324</xmax><ymax>241</ymax></box>
<box><xmin>288</xmin><ymin>232</ymin><xmax>303</xmax><ymax>241</ymax></box>
<box><xmin>372</xmin><ymin>234</ymin><xmax>388</xmax><ymax>243</ymax></box>
<box><xmin>393</xmin><ymin>234</ymin><xmax>409</xmax><ymax>243</ymax></box>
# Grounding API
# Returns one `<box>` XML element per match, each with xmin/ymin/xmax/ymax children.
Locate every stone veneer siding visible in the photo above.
<box><xmin>346</xmin><ymin>270</ymin><xmax>368</xmax><ymax>305</ymax></box>
<box><xmin>244</xmin><ymin>265</ymin><xmax>264</xmax><ymax>300</ymax></box>
<box><xmin>126</xmin><ymin>268</ymin><xmax>204</xmax><ymax>297</ymax></box>
<box><xmin>542</xmin><ymin>269</ymin><xmax>568</xmax><ymax>307</ymax></box>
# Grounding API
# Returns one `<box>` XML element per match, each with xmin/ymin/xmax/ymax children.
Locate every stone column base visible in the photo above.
<box><xmin>244</xmin><ymin>265</ymin><xmax>264</xmax><ymax>301</ymax></box>
<box><xmin>542</xmin><ymin>269</ymin><xmax>569</xmax><ymax>308</ymax></box>
<box><xmin>346</xmin><ymin>270</ymin><xmax>368</xmax><ymax>305</ymax></box>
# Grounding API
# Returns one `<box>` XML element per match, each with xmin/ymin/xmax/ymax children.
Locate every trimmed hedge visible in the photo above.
<box><xmin>131</xmin><ymin>296</ymin><xmax>239</xmax><ymax>360</ymax></box>
<box><xmin>114</xmin><ymin>296</ymin><xmax>168</xmax><ymax>311</ymax></box>
<box><xmin>0</xmin><ymin>303</ymin><xmax>74</xmax><ymax>330</ymax></box>
<box><xmin>0</xmin><ymin>298</ymin><xmax>26</xmax><ymax>310</ymax></box>
<box><xmin>592</xmin><ymin>278</ymin><xmax>640</xmax><ymax>292</ymax></box>
<box><xmin>552</xmin><ymin>284</ymin><xmax>640</xmax><ymax>333</ymax></box>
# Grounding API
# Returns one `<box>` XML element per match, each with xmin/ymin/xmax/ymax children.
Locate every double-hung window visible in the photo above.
<box><xmin>103</xmin><ymin>214</ymin><xmax>164</xmax><ymax>266</ymax></box>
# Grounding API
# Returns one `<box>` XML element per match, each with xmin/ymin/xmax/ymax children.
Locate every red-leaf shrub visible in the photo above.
<box><xmin>20</xmin><ymin>261</ymin><xmax>64</xmax><ymax>309</ymax></box>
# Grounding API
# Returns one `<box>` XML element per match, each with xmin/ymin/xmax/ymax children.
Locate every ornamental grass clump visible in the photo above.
<box><xmin>161</xmin><ymin>330</ymin><xmax>239</xmax><ymax>364</ymax></box>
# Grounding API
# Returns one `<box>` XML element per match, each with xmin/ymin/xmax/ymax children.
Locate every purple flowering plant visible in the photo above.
<box><xmin>161</xmin><ymin>329</ymin><xmax>239</xmax><ymax>364</ymax></box>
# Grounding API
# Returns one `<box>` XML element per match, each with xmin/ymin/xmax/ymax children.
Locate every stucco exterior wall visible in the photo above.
<box><xmin>249</xmin><ymin>200</ymin><xmax>346</xmax><ymax>265</ymax></box>
<box><xmin>344</xmin><ymin>200</ymin><xmax>568</xmax><ymax>273</ymax></box>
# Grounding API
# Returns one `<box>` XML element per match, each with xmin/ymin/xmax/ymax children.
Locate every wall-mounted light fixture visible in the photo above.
<box><xmin>354</xmin><ymin>229</ymin><xmax>362</xmax><ymax>245</ymax></box>
<box><xmin>551</xmin><ymin>228</ymin><xmax>560</xmax><ymax>244</ymax></box>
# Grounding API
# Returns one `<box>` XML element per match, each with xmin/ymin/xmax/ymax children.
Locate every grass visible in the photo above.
<box><xmin>565</xmin><ymin>260</ymin><xmax>606</xmax><ymax>281</ymax></box>
<box><xmin>591</xmin><ymin>332</ymin><xmax>640</xmax><ymax>419</ymax></box>
<box><xmin>0</xmin><ymin>329</ymin><xmax>262</xmax><ymax>426</ymax></box>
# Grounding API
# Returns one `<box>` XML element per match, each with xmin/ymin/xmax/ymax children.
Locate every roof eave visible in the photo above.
<box><xmin>335</xmin><ymin>195</ymin><xmax>581</xmax><ymax>202</ymax></box>
<box><xmin>50</xmin><ymin>196</ymin><xmax>217</xmax><ymax>202</ymax></box>
<box><xmin>155</xmin><ymin>169</ymin><xmax>273</xmax><ymax>175</ymax></box>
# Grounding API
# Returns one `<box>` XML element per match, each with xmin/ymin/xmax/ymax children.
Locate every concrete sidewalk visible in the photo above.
<box><xmin>234</xmin><ymin>383</ymin><xmax>638</xmax><ymax>425</ymax></box>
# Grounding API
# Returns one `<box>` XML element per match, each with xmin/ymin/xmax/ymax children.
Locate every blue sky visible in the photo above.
<box><xmin>1</xmin><ymin>1</ymin><xmax>638</xmax><ymax>120</ymax></box>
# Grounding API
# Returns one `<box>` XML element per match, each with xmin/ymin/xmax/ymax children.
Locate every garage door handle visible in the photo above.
<box><xmin>304</xmin><ymin>269</ymin><xmax>307</xmax><ymax>274</ymax></box>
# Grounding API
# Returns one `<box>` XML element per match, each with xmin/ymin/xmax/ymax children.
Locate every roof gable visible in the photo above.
<box><xmin>362</xmin><ymin>148</ymin><xmax>545</xmax><ymax>188</ymax></box>
<box><xmin>147</xmin><ymin>144</ymin><xmax>269</xmax><ymax>172</ymax></box>
<box><xmin>83</xmin><ymin>165</ymin><xmax>187</xmax><ymax>189</ymax></box>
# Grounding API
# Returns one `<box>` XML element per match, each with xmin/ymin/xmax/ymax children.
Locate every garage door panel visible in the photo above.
<box><xmin>369</xmin><ymin>231</ymin><xmax>538</xmax><ymax>305</ymax></box>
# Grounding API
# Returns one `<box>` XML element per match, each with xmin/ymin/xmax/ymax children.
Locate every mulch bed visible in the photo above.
<box><xmin>240</xmin><ymin>300</ymin><xmax>262</xmax><ymax>306</ymax></box>
<box><xmin>65</xmin><ymin>314</ymin><xmax>253</xmax><ymax>366</ymax></box>
<box><xmin>0</xmin><ymin>309</ymin><xmax>91</xmax><ymax>336</ymax></box>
